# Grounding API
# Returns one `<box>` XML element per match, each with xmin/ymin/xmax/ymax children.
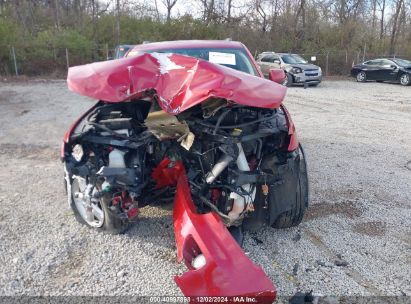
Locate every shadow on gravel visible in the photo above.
<box><xmin>0</xmin><ymin>143</ymin><xmax>59</xmax><ymax>161</ymax></box>
<box><xmin>305</xmin><ymin>200</ymin><xmax>363</xmax><ymax>221</ymax></box>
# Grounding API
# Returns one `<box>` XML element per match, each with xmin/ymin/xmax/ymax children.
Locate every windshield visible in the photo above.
<box><xmin>392</xmin><ymin>58</ymin><xmax>411</xmax><ymax>67</ymax></box>
<box><xmin>280</xmin><ymin>54</ymin><xmax>308</xmax><ymax>64</ymax></box>
<box><xmin>115</xmin><ymin>46</ymin><xmax>133</xmax><ymax>59</ymax></box>
<box><xmin>127</xmin><ymin>47</ymin><xmax>258</xmax><ymax>76</ymax></box>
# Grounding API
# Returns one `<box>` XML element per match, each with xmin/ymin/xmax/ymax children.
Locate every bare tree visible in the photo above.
<box><xmin>200</xmin><ymin>0</ymin><xmax>215</xmax><ymax>25</ymax></box>
<box><xmin>52</xmin><ymin>0</ymin><xmax>60</xmax><ymax>31</ymax></box>
<box><xmin>115</xmin><ymin>0</ymin><xmax>120</xmax><ymax>45</ymax></box>
<box><xmin>389</xmin><ymin>0</ymin><xmax>404</xmax><ymax>54</ymax></box>
<box><xmin>153</xmin><ymin>0</ymin><xmax>161</xmax><ymax>21</ymax></box>
<box><xmin>162</xmin><ymin>0</ymin><xmax>178</xmax><ymax>22</ymax></box>
<box><xmin>379</xmin><ymin>0</ymin><xmax>386</xmax><ymax>40</ymax></box>
<box><xmin>255</xmin><ymin>0</ymin><xmax>268</xmax><ymax>32</ymax></box>
<box><xmin>227</xmin><ymin>0</ymin><xmax>233</xmax><ymax>22</ymax></box>
<box><xmin>294</xmin><ymin>0</ymin><xmax>306</xmax><ymax>48</ymax></box>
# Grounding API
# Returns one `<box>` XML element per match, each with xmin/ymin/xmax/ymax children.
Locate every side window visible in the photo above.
<box><xmin>380</xmin><ymin>59</ymin><xmax>394</xmax><ymax>66</ymax></box>
<box><xmin>365</xmin><ymin>60</ymin><xmax>379</xmax><ymax>66</ymax></box>
<box><xmin>272</xmin><ymin>56</ymin><xmax>281</xmax><ymax>63</ymax></box>
<box><xmin>261</xmin><ymin>55</ymin><xmax>274</xmax><ymax>63</ymax></box>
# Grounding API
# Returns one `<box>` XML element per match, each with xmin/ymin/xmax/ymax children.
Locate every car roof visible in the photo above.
<box><xmin>277</xmin><ymin>53</ymin><xmax>298</xmax><ymax>56</ymax></box>
<box><xmin>258</xmin><ymin>52</ymin><xmax>298</xmax><ymax>56</ymax></box>
<box><xmin>129</xmin><ymin>40</ymin><xmax>245</xmax><ymax>52</ymax></box>
<box><xmin>116</xmin><ymin>44</ymin><xmax>135</xmax><ymax>48</ymax></box>
<box><xmin>365</xmin><ymin>58</ymin><xmax>397</xmax><ymax>61</ymax></box>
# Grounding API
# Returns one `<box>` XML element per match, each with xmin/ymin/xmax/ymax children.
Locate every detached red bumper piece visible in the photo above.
<box><xmin>173</xmin><ymin>171</ymin><xmax>276</xmax><ymax>302</ymax></box>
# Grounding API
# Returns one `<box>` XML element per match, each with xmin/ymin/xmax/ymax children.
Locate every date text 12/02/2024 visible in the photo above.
<box><xmin>149</xmin><ymin>297</ymin><xmax>258</xmax><ymax>302</ymax></box>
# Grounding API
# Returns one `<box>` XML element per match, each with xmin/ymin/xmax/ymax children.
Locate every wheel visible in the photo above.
<box><xmin>400</xmin><ymin>74</ymin><xmax>411</xmax><ymax>86</ymax></box>
<box><xmin>68</xmin><ymin>174</ymin><xmax>130</xmax><ymax>234</ymax></box>
<box><xmin>356</xmin><ymin>71</ymin><xmax>367</xmax><ymax>82</ymax></box>
<box><xmin>282</xmin><ymin>73</ymin><xmax>293</xmax><ymax>86</ymax></box>
<box><xmin>271</xmin><ymin>144</ymin><xmax>309</xmax><ymax>228</ymax></box>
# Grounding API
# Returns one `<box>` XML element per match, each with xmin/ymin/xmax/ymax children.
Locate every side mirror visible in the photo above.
<box><xmin>390</xmin><ymin>65</ymin><xmax>397</xmax><ymax>69</ymax></box>
<box><xmin>269</xmin><ymin>69</ymin><xmax>285</xmax><ymax>84</ymax></box>
<box><xmin>273</xmin><ymin>59</ymin><xmax>281</xmax><ymax>64</ymax></box>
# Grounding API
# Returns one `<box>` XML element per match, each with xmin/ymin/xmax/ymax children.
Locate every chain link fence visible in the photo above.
<box><xmin>1</xmin><ymin>45</ymin><xmax>410</xmax><ymax>77</ymax></box>
<box><xmin>0</xmin><ymin>45</ymin><xmax>113</xmax><ymax>77</ymax></box>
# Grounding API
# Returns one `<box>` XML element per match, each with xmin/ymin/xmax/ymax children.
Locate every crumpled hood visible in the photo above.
<box><xmin>290</xmin><ymin>63</ymin><xmax>319</xmax><ymax>71</ymax></box>
<box><xmin>67</xmin><ymin>53</ymin><xmax>287</xmax><ymax>114</ymax></box>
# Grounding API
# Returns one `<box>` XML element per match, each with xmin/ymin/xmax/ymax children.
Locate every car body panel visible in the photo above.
<box><xmin>67</xmin><ymin>52</ymin><xmax>286</xmax><ymax>114</ymax></box>
<box><xmin>63</xmin><ymin>40</ymin><xmax>305</xmax><ymax>300</ymax></box>
<box><xmin>152</xmin><ymin>158</ymin><xmax>276</xmax><ymax>302</ymax></box>
<box><xmin>351</xmin><ymin>58</ymin><xmax>411</xmax><ymax>83</ymax></box>
<box><xmin>66</xmin><ymin>42</ymin><xmax>298</xmax><ymax>156</ymax></box>
<box><xmin>256</xmin><ymin>52</ymin><xmax>322</xmax><ymax>85</ymax></box>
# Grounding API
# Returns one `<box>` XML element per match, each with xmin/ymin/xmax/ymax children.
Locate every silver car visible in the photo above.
<box><xmin>257</xmin><ymin>52</ymin><xmax>322</xmax><ymax>87</ymax></box>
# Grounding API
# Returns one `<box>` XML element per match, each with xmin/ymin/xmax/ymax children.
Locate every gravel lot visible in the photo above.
<box><xmin>0</xmin><ymin>79</ymin><xmax>410</xmax><ymax>298</ymax></box>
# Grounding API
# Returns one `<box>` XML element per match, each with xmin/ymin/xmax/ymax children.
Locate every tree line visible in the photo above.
<box><xmin>0</xmin><ymin>0</ymin><xmax>410</xmax><ymax>75</ymax></box>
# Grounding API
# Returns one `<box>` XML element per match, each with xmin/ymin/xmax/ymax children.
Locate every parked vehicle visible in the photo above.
<box><xmin>63</xmin><ymin>40</ymin><xmax>308</xmax><ymax>301</ymax></box>
<box><xmin>351</xmin><ymin>58</ymin><xmax>411</xmax><ymax>86</ymax></box>
<box><xmin>111</xmin><ymin>45</ymin><xmax>135</xmax><ymax>59</ymax></box>
<box><xmin>257</xmin><ymin>52</ymin><xmax>322</xmax><ymax>86</ymax></box>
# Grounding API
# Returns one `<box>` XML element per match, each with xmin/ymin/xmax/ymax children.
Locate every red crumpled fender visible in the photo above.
<box><xmin>67</xmin><ymin>53</ymin><xmax>286</xmax><ymax>114</ymax></box>
<box><xmin>153</xmin><ymin>159</ymin><xmax>276</xmax><ymax>302</ymax></box>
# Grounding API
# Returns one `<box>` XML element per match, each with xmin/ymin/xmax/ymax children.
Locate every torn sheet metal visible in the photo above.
<box><xmin>174</xmin><ymin>169</ymin><xmax>276</xmax><ymax>302</ymax></box>
<box><xmin>67</xmin><ymin>53</ymin><xmax>287</xmax><ymax>115</ymax></box>
<box><xmin>151</xmin><ymin>159</ymin><xmax>276</xmax><ymax>302</ymax></box>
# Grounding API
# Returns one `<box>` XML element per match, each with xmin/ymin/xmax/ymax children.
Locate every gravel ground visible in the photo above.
<box><xmin>0</xmin><ymin>79</ymin><xmax>410</xmax><ymax>298</ymax></box>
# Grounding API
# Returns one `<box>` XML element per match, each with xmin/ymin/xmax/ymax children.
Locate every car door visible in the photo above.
<box><xmin>258</xmin><ymin>55</ymin><xmax>275</xmax><ymax>77</ymax></box>
<box><xmin>363</xmin><ymin>60</ymin><xmax>382</xmax><ymax>80</ymax></box>
<box><xmin>271</xmin><ymin>55</ymin><xmax>282</xmax><ymax>69</ymax></box>
<box><xmin>375</xmin><ymin>59</ymin><xmax>398</xmax><ymax>81</ymax></box>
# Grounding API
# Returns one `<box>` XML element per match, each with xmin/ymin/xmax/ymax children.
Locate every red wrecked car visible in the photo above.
<box><xmin>62</xmin><ymin>40</ymin><xmax>309</xmax><ymax>302</ymax></box>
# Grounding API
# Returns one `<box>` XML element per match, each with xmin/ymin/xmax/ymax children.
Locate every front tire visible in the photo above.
<box><xmin>282</xmin><ymin>73</ymin><xmax>293</xmax><ymax>87</ymax></box>
<box><xmin>356</xmin><ymin>71</ymin><xmax>367</xmax><ymax>82</ymax></box>
<box><xmin>68</xmin><ymin>175</ymin><xmax>130</xmax><ymax>234</ymax></box>
<box><xmin>400</xmin><ymin>74</ymin><xmax>411</xmax><ymax>86</ymax></box>
<box><xmin>271</xmin><ymin>144</ymin><xmax>309</xmax><ymax>228</ymax></box>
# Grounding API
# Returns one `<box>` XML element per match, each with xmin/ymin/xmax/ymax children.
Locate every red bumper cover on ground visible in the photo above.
<box><xmin>153</xmin><ymin>159</ymin><xmax>276</xmax><ymax>302</ymax></box>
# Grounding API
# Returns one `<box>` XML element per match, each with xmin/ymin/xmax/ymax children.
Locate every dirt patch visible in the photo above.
<box><xmin>47</xmin><ymin>249</ymin><xmax>86</xmax><ymax>289</ymax></box>
<box><xmin>352</xmin><ymin>221</ymin><xmax>387</xmax><ymax>237</ymax></box>
<box><xmin>305</xmin><ymin>200</ymin><xmax>363</xmax><ymax>221</ymax></box>
<box><xmin>0</xmin><ymin>143</ymin><xmax>59</xmax><ymax>162</ymax></box>
<box><xmin>0</xmin><ymin>90</ymin><xmax>18</xmax><ymax>103</ymax></box>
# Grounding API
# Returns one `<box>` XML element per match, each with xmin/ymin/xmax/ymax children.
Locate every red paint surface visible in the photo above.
<box><xmin>67</xmin><ymin>53</ymin><xmax>286</xmax><ymax>114</ymax></box>
<box><xmin>171</xmin><ymin>164</ymin><xmax>276</xmax><ymax>302</ymax></box>
<box><xmin>269</xmin><ymin>69</ymin><xmax>286</xmax><ymax>84</ymax></box>
<box><xmin>63</xmin><ymin>42</ymin><xmax>300</xmax><ymax>299</ymax></box>
<box><xmin>151</xmin><ymin>158</ymin><xmax>185</xmax><ymax>188</ymax></box>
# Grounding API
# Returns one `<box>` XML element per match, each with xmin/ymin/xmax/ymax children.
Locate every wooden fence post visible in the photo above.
<box><xmin>11</xmin><ymin>46</ymin><xmax>18</xmax><ymax>76</ymax></box>
<box><xmin>325</xmin><ymin>52</ymin><xmax>329</xmax><ymax>77</ymax></box>
<box><xmin>65</xmin><ymin>48</ymin><xmax>70</xmax><ymax>70</ymax></box>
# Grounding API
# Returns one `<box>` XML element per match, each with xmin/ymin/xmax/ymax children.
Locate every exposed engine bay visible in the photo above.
<box><xmin>63</xmin><ymin>51</ymin><xmax>309</xmax><ymax>300</ymax></box>
<box><xmin>64</xmin><ymin>98</ymin><xmax>302</xmax><ymax>239</ymax></box>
